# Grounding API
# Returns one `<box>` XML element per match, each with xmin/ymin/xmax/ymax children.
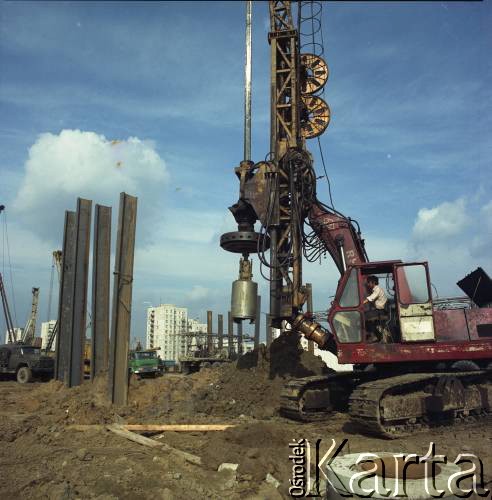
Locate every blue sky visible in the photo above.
<box><xmin>1</xmin><ymin>1</ymin><xmax>491</xmax><ymax>345</ymax></box>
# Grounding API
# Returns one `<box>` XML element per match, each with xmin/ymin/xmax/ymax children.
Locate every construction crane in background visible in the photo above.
<box><xmin>221</xmin><ymin>0</ymin><xmax>492</xmax><ymax>437</ymax></box>
<box><xmin>1</xmin><ymin>204</ymin><xmax>18</xmax><ymax>344</ymax></box>
<box><xmin>20</xmin><ymin>287</ymin><xmax>40</xmax><ymax>345</ymax></box>
<box><xmin>45</xmin><ymin>250</ymin><xmax>62</xmax><ymax>352</ymax></box>
<box><xmin>0</xmin><ymin>273</ymin><xmax>16</xmax><ymax>344</ymax></box>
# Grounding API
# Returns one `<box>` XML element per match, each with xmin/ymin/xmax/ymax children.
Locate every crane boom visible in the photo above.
<box><xmin>0</xmin><ymin>273</ymin><xmax>16</xmax><ymax>343</ymax></box>
<box><xmin>21</xmin><ymin>287</ymin><xmax>39</xmax><ymax>345</ymax></box>
<box><xmin>309</xmin><ymin>203</ymin><xmax>368</xmax><ymax>274</ymax></box>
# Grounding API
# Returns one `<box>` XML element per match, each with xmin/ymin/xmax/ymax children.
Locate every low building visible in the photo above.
<box><xmin>40</xmin><ymin>320</ymin><xmax>57</xmax><ymax>350</ymax></box>
<box><xmin>4</xmin><ymin>327</ymin><xmax>23</xmax><ymax>344</ymax></box>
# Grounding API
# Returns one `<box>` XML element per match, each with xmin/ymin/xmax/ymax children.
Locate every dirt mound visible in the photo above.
<box><xmin>11</xmin><ymin>332</ymin><xmax>329</xmax><ymax>426</ymax></box>
<box><xmin>28</xmin><ymin>374</ymin><xmax>118</xmax><ymax>425</ymax></box>
<box><xmin>200</xmin><ymin>421</ymin><xmax>294</xmax><ymax>481</ymax></box>
<box><xmin>190</xmin><ymin>332</ymin><xmax>330</xmax><ymax>418</ymax></box>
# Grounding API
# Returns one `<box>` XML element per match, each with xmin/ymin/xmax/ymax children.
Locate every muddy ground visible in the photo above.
<box><xmin>1</xmin><ymin>335</ymin><xmax>491</xmax><ymax>499</ymax></box>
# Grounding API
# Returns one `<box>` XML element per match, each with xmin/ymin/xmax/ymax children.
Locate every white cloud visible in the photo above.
<box><xmin>408</xmin><ymin>198</ymin><xmax>492</xmax><ymax>296</ymax></box>
<box><xmin>12</xmin><ymin>129</ymin><xmax>168</xmax><ymax>243</ymax></box>
<box><xmin>412</xmin><ymin>198</ymin><xmax>469</xmax><ymax>241</ymax></box>
<box><xmin>186</xmin><ymin>285</ymin><xmax>212</xmax><ymax>302</ymax></box>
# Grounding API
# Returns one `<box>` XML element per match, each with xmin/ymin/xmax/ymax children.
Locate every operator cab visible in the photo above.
<box><xmin>328</xmin><ymin>261</ymin><xmax>435</xmax><ymax>345</ymax></box>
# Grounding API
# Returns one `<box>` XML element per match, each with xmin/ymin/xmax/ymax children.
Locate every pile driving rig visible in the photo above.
<box><xmin>220</xmin><ymin>1</ymin><xmax>492</xmax><ymax>437</ymax></box>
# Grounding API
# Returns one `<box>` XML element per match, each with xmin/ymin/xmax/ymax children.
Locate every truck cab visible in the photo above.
<box><xmin>128</xmin><ymin>350</ymin><xmax>160</xmax><ymax>378</ymax></box>
<box><xmin>0</xmin><ymin>343</ymin><xmax>54</xmax><ymax>383</ymax></box>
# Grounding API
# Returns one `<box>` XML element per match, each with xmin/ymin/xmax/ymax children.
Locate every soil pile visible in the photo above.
<box><xmin>200</xmin><ymin>421</ymin><xmax>294</xmax><ymax>481</ymax></box>
<box><xmin>189</xmin><ymin>332</ymin><xmax>330</xmax><ymax>418</ymax></box>
<box><xmin>28</xmin><ymin>373</ymin><xmax>118</xmax><ymax>425</ymax></box>
<box><xmin>5</xmin><ymin>332</ymin><xmax>331</xmax><ymax>427</ymax></box>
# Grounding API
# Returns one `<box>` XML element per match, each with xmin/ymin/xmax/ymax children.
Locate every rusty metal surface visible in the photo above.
<box><xmin>433</xmin><ymin>309</ymin><xmax>469</xmax><ymax>342</ymax></box>
<box><xmin>300</xmin><ymin>53</ymin><xmax>329</xmax><ymax>94</ymax></box>
<box><xmin>237</xmin><ymin>321</ymin><xmax>243</xmax><ymax>355</ymax></box>
<box><xmin>266</xmin><ymin>313</ymin><xmax>272</xmax><ymax>347</ymax></box>
<box><xmin>55</xmin><ymin>211</ymin><xmax>76</xmax><ymax>382</ymax></box>
<box><xmin>337</xmin><ymin>341</ymin><xmax>492</xmax><ymax>365</ymax></box>
<box><xmin>309</xmin><ymin>204</ymin><xmax>368</xmax><ymax>274</ymax></box>
<box><xmin>217</xmin><ymin>314</ymin><xmax>223</xmax><ymax>351</ymax></box>
<box><xmin>91</xmin><ymin>204</ymin><xmax>111</xmax><ymax>379</ymax></box>
<box><xmin>254</xmin><ymin>295</ymin><xmax>261</xmax><ymax>349</ymax></box>
<box><xmin>227</xmin><ymin>311</ymin><xmax>234</xmax><ymax>357</ymax></box>
<box><xmin>108</xmin><ymin>193</ymin><xmax>137</xmax><ymax>406</ymax></box>
<box><xmin>207</xmin><ymin>310</ymin><xmax>213</xmax><ymax>355</ymax></box>
<box><xmin>465</xmin><ymin>308</ymin><xmax>492</xmax><ymax>340</ymax></box>
<box><xmin>306</xmin><ymin>283</ymin><xmax>314</xmax><ymax>354</ymax></box>
<box><xmin>69</xmin><ymin>198</ymin><xmax>92</xmax><ymax>388</ymax></box>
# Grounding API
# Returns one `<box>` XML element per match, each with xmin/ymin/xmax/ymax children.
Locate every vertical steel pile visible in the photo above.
<box><xmin>217</xmin><ymin>313</ymin><xmax>223</xmax><ymax>351</ymax></box>
<box><xmin>68</xmin><ymin>198</ymin><xmax>92</xmax><ymax>388</ymax></box>
<box><xmin>254</xmin><ymin>295</ymin><xmax>261</xmax><ymax>349</ymax></box>
<box><xmin>55</xmin><ymin>211</ymin><xmax>76</xmax><ymax>382</ymax></box>
<box><xmin>91</xmin><ymin>205</ymin><xmax>112</xmax><ymax>378</ymax></box>
<box><xmin>108</xmin><ymin>193</ymin><xmax>137</xmax><ymax>406</ymax></box>
<box><xmin>266</xmin><ymin>313</ymin><xmax>272</xmax><ymax>347</ymax></box>
<box><xmin>206</xmin><ymin>310</ymin><xmax>213</xmax><ymax>355</ymax></box>
<box><xmin>228</xmin><ymin>311</ymin><xmax>234</xmax><ymax>357</ymax></box>
<box><xmin>306</xmin><ymin>283</ymin><xmax>314</xmax><ymax>354</ymax></box>
<box><xmin>237</xmin><ymin>321</ymin><xmax>243</xmax><ymax>355</ymax></box>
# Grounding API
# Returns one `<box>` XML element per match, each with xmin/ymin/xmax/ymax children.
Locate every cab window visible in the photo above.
<box><xmin>339</xmin><ymin>268</ymin><xmax>359</xmax><ymax>308</ymax></box>
<box><xmin>396</xmin><ymin>265</ymin><xmax>430</xmax><ymax>304</ymax></box>
<box><xmin>333</xmin><ymin>311</ymin><xmax>362</xmax><ymax>343</ymax></box>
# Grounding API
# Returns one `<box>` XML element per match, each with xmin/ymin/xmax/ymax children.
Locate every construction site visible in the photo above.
<box><xmin>1</xmin><ymin>1</ymin><xmax>491</xmax><ymax>499</ymax></box>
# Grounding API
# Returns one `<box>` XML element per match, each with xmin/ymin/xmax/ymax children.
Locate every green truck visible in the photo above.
<box><xmin>128</xmin><ymin>350</ymin><xmax>160</xmax><ymax>378</ymax></box>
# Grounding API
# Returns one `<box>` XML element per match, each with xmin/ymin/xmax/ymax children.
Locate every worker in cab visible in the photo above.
<box><xmin>363</xmin><ymin>276</ymin><xmax>389</xmax><ymax>342</ymax></box>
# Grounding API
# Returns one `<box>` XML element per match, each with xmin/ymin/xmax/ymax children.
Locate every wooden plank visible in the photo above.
<box><xmin>126</xmin><ymin>424</ymin><xmax>235</xmax><ymax>432</ymax></box>
<box><xmin>107</xmin><ymin>424</ymin><xmax>161</xmax><ymax>447</ymax></box>
<box><xmin>108</xmin><ymin>193</ymin><xmax>138</xmax><ymax>405</ymax></box>
<box><xmin>107</xmin><ymin>425</ymin><xmax>202</xmax><ymax>465</ymax></box>
<box><xmin>70</xmin><ymin>424</ymin><xmax>235</xmax><ymax>432</ymax></box>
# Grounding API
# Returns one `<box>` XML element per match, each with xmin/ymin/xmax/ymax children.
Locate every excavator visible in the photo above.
<box><xmin>220</xmin><ymin>1</ymin><xmax>492</xmax><ymax>437</ymax></box>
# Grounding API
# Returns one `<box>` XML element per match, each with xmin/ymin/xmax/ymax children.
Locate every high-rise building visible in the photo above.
<box><xmin>146</xmin><ymin>304</ymin><xmax>188</xmax><ymax>362</ymax></box>
<box><xmin>4</xmin><ymin>327</ymin><xmax>23</xmax><ymax>344</ymax></box>
<box><xmin>40</xmin><ymin>320</ymin><xmax>57</xmax><ymax>350</ymax></box>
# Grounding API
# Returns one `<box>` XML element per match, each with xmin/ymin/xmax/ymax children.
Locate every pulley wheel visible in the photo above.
<box><xmin>300</xmin><ymin>95</ymin><xmax>331</xmax><ymax>139</ymax></box>
<box><xmin>300</xmin><ymin>53</ymin><xmax>329</xmax><ymax>95</ymax></box>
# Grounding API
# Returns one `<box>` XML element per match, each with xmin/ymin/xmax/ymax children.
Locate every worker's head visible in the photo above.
<box><xmin>367</xmin><ymin>275</ymin><xmax>379</xmax><ymax>290</ymax></box>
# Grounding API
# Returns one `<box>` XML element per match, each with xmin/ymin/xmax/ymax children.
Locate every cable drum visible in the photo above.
<box><xmin>300</xmin><ymin>95</ymin><xmax>331</xmax><ymax>139</ymax></box>
<box><xmin>300</xmin><ymin>53</ymin><xmax>329</xmax><ymax>95</ymax></box>
<box><xmin>325</xmin><ymin>452</ymin><xmax>462</xmax><ymax>499</ymax></box>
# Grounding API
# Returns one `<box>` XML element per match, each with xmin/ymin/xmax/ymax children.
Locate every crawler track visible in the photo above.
<box><xmin>280</xmin><ymin>370</ymin><xmax>492</xmax><ymax>438</ymax></box>
<box><xmin>280</xmin><ymin>372</ymin><xmax>360</xmax><ymax>421</ymax></box>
